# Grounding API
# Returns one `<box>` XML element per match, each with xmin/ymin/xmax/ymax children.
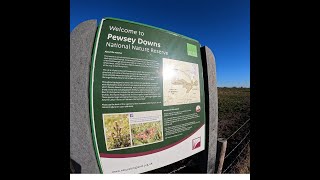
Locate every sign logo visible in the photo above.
<box><xmin>187</xmin><ymin>43</ymin><xmax>197</xmax><ymax>57</ymax></box>
<box><xmin>192</xmin><ymin>137</ymin><xmax>201</xmax><ymax>150</ymax></box>
<box><xmin>196</xmin><ymin>105</ymin><xmax>201</xmax><ymax>113</ymax></box>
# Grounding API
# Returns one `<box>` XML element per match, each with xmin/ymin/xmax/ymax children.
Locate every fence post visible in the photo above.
<box><xmin>217</xmin><ymin>138</ymin><xmax>228</xmax><ymax>174</ymax></box>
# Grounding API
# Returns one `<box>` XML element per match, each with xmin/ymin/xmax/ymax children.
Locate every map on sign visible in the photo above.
<box><xmin>163</xmin><ymin>58</ymin><xmax>200</xmax><ymax>106</ymax></box>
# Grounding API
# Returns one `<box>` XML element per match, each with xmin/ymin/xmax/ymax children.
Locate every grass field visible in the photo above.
<box><xmin>218</xmin><ymin>87</ymin><xmax>250</xmax><ymax>173</ymax></box>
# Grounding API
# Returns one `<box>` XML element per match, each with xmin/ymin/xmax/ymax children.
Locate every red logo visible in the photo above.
<box><xmin>192</xmin><ymin>137</ymin><xmax>201</xmax><ymax>150</ymax></box>
<box><xmin>196</xmin><ymin>105</ymin><xmax>201</xmax><ymax>113</ymax></box>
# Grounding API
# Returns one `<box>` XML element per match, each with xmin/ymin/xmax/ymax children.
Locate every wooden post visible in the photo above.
<box><xmin>217</xmin><ymin>138</ymin><xmax>228</xmax><ymax>174</ymax></box>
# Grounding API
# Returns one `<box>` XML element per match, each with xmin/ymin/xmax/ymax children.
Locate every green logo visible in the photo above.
<box><xmin>187</xmin><ymin>43</ymin><xmax>197</xmax><ymax>57</ymax></box>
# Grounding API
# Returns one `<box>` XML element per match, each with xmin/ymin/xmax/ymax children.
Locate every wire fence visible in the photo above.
<box><xmin>224</xmin><ymin>130</ymin><xmax>250</xmax><ymax>159</ymax></box>
<box><xmin>226</xmin><ymin>118</ymin><xmax>250</xmax><ymax>140</ymax></box>
<box><xmin>217</xmin><ymin>118</ymin><xmax>250</xmax><ymax>174</ymax></box>
<box><xmin>223</xmin><ymin>140</ymin><xmax>250</xmax><ymax>173</ymax></box>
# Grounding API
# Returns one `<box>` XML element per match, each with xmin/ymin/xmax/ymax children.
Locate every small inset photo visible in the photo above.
<box><xmin>131</xmin><ymin>121</ymin><xmax>163</xmax><ymax>147</ymax></box>
<box><xmin>103</xmin><ymin>113</ymin><xmax>132</xmax><ymax>151</ymax></box>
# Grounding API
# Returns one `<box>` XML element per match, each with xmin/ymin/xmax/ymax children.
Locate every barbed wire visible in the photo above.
<box><xmin>226</xmin><ymin>118</ymin><xmax>250</xmax><ymax>140</ymax></box>
<box><xmin>224</xmin><ymin>130</ymin><xmax>250</xmax><ymax>159</ymax></box>
<box><xmin>222</xmin><ymin>140</ymin><xmax>250</xmax><ymax>173</ymax></box>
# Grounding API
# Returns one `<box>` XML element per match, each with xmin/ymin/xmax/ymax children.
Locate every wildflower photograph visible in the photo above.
<box><xmin>103</xmin><ymin>113</ymin><xmax>132</xmax><ymax>151</ymax></box>
<box><xmin>131</xmin><ymin>121</ymin><xmax>163</xmax><ymax>147</ymax></box>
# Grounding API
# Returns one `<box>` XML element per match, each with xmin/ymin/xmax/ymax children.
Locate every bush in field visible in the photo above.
<box><xmin>104</xmin><ymin>114</ymin><xmax>131</xmax><ymax>150</ymax></box>
<box><xmin>131</xmin><ymin>121</ymin><xmax>163</xmax><ymax>146</ymax></box>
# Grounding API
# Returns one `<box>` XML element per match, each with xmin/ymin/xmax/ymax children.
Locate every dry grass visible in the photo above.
<box><xmin>218</xmin><ymin>87</ymin><xmax>250</xmax><ymax>174</ymax></box>
<box><xmin>231</xmin><ymin>146</ymin><xmax>250</xmax><ymax>173</ymax></box>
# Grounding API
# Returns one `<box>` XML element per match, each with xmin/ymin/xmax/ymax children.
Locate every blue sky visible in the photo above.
<box><xmin>71</xmin><ymin>0</ymin><xmax>250</xmax><ymax>87</ymax></box>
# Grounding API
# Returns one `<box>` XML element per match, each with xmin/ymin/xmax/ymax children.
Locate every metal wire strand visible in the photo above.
<box><xmin>226</xmin><ymin>118</ymin><xmax>250</xmax><ymax>140</ymax></box>
<box><xmin>224</xmin><ymin>130</ymin><xmax>250</xmax><ymax>159</ymax></box>
<box><xmin>222</xmin><ymin>140</ymin><xmax>250</xmax><ymax>173</ymax></box>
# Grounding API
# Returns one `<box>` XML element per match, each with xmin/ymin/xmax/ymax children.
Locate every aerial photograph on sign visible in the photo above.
<box><xmin>163</xmin><ymin>58</ymin><xmax>200</xmax><ymax>106</ymax></box>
